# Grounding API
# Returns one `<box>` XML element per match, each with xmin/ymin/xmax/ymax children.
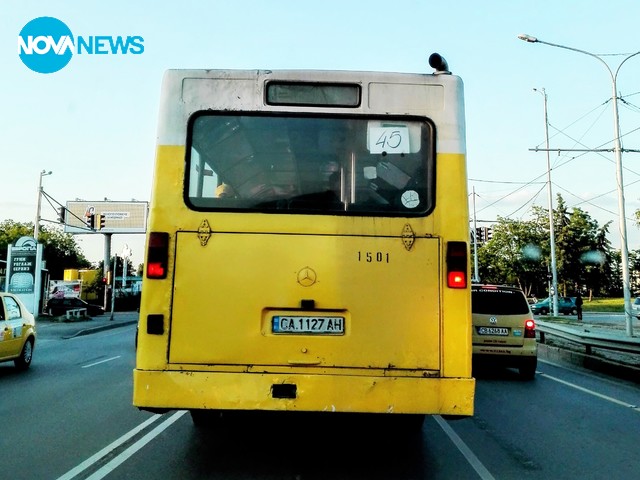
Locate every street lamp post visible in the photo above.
<box><xmin>518</xmin><ymin>34</ymin><xmax>639</xmax><ymax>336</ymax></box>
<box><xmin>122</xmin><ymin>244</ymin><xmax>132</xmax><ymax>289</ymax></box>
<box><xmin>471</xmin><ymin>186</ymin><xmax>480</xmax><ymax>283</ymax></box>
<box><xmin>533</xmin><ymin>88</ymin><xmax>559</xmax><ymax>317</ymax></box>
<box><xmin>34</xmin><ymin>169</ymin><xmax>52</xmax><ymax>241</ymax></box>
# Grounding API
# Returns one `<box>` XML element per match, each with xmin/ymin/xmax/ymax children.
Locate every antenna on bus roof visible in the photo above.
<box><xmin>428</xmin><ymin>53</ymin><xmax>451</xmax><ymax>75</ymax></box>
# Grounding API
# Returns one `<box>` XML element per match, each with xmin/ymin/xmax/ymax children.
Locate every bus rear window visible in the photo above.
<box><xmin>266</xmin><ymin>82</ymin><xmax>360</xmax><ymax>107</ymax></box>
<box><xmin>186</xmin><ymin>113</ymin><xmax>435</xmax><ymax>216</ymax></box>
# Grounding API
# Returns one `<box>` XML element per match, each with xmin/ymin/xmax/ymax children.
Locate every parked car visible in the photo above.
<box><xmin>471</xmin><ymin>284</ymin><xmax>537</xmax><ymax>380</ymax></box>
<box><xmin>632</xmin><ymin>297</ymin><xmax>640</xmax><ymax>318</ymax></box>
<box><xmin>530</xmin><ymin>296</ymin><xmax>577</xmax><ymax>315</ymax></box>
<box><xmin>0</xmin><ymin>292</ymin><xmax>36</xmax><ymax>370</ymax></box>
<box><xmin>45</xmin><ymin>297</ymin><xmax>105</xmax><ymax>317</ymax></box>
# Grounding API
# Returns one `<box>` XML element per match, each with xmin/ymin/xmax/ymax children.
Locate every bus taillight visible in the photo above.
<box><xmin>146</xmin><ymin>232</ymin><xmax>169</xmax><ymax>279</ymax></box>
<box><xmin>446</xmin><ymin>241</ymin><xmax>467</xmax><ymax>289</ymax></box>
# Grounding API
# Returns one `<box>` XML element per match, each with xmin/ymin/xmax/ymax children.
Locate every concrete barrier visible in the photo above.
<box><xmin>66</xmin><ymin>308</ymin><xmax>87</xmax><ymax>320</ymax></box>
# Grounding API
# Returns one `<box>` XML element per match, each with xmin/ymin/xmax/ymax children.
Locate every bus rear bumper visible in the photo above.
<box><xmin>133</xmin><ymin>369</ymin><xmax>475</xmax><ymax>416</ymax></box>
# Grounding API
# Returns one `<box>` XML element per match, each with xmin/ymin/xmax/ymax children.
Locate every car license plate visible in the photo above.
<box><xmin>477</xmin><ymin>327</ymin><xmax>509</xmax><ymax>336</ymax></box>
<box><xmin>272</xmin><ymin>316</ymin><xmax>345</xmax><ymax>335</ymax></box>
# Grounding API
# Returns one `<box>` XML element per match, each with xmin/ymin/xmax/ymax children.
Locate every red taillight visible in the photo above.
<box><xmin>146</xmin><ymin>232</ymin><xmax>169</xmax><ymax>279</ymax></box>
<box><xmin>524</xmin><ymin>319</ymin><xmax>536</xmax><ymax>338</ymax></box>
<box><xmin>448</xmin><ymin>271</ymin><xmax>466</xmax><ymax>288</ymax></box>
<box><xmin>446</xmin><ymin>241</ymin><xmax>467</xmax><ymax>288</ymax></box>
<box><xmin>147</xmin><ymin>262</ymin><xmax>166</xmax><ymax>278</ymax></box>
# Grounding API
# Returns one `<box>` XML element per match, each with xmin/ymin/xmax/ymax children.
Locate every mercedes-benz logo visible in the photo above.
<box><xmin>297</xmin><ymin>267</ymin><xmax>317</xmax><ymax>287</ymax></box>
<box><xmin>489</xmin><ymin>317</ymin><xmax>498</xmax><ymax>324</ymax></box>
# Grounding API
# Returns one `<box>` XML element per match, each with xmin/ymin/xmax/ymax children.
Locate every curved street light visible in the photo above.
<box><xmin>518</xmin><ymin>33</ymin><xmax>639</xmax><ymax>336</ymax></box>
<box><xmin>34</xmin><ymin>169</ymin><xmax>52</xmax><ymax>241</ymax></box>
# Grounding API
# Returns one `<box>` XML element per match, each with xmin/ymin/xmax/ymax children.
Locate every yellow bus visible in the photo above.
<box><xmin>134</xmin><ymin>53</ymin><xmax>475</xmax><ymax>427</ymax></box>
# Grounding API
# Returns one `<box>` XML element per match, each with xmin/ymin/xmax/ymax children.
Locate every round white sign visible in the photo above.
<box><xmin>401</xmin><ymin>190</ymin><xmax>420</xmax><ymax>209</ymax></box>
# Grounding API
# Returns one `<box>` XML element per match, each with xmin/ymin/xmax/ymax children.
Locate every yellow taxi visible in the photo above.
<box><xmin>0</xmin><ymin>292</ymin><xmax>36</xmax><ymax>370</ymax></box>
<box><xmin>471</xmin><ymin>284</ymin><xmax>537</xmax><ymax>380</ymax></box>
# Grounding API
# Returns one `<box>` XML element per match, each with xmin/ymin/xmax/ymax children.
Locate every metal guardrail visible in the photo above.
<box><xmin>537</xmin><ymin>320</ymin><xmax>640</xmax><ymax>355</ymax></box>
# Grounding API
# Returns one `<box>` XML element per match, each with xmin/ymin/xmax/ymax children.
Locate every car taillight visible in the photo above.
<box><xmin>146</xmin><ymin>232</ymin><xmax>169</xmax><ymax>279</ymax></box>
<box><xmin>524</xmin><ymin>319</ymin><xmax>536</xmax><ymax>338</ymax></box>
<box><xmin>446</xmin><ymin>241</ymin><xmax>467</xmax><ymax>288</ymax></box>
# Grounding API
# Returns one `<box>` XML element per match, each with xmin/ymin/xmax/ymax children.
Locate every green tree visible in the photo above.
<box><xmin>0</xmin><ymin>220</ymin><xmax>91</xmax><ymax>279</ymax></box>
<box><xmin>553</xmin><ymin>194</ymin><xmax>571</xmax><ymax>230</ymax></box>
<box><xmin>609</xmin><ymin>250</ymin><xmax>623</xmax><ymax>296</ymax></box>
<box><xmin>588</xmin><ymin>222</ymin><xmax>614</xmax><ymax>297</ymax></box>
<box><xmin>529</xmin><ymin>194</ymin><xmax>612</xmax><ymax>296</ymax></box>
<box><xmin>477</xmin><ymin>193</ymin><xmax>613</xmax><ymax>298</ymax></box>
<box><xmin>629</xmin><ymin>249</ymin><xmax>640</xmax><ymax>295</ymax></box>
<box><xmin>477</xmin><ymin>217</ymin><xmax>547</xmax><ymax>296</ymax></box>
<box><xmin>554</xmin><ymin>207</ymin><xmax>599</xmax><ymax>293</ymax></box>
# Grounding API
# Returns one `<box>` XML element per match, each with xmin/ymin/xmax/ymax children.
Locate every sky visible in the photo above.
<box><xmin>3</xmin><ymin>0</ymin><xmax>640</xmax><ymax>270</ymax></box>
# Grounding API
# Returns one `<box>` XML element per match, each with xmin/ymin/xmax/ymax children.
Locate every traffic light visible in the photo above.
<box><xmin>57</xmin><ymin>206</ymin><xmax>66</xmax><ymax>224</ymax></box>
<box><xmin>475</xmin><ymin>227</ymin><xmax>485</xmax><ymax>244</ymax></box>
<box><xmin>97</xmin><ymin>214</ymin><xmax>106</xmax><ymax>230</ymax></box>
<box><xmin>485</xmin><ymin>226</ymin><xmax>493</xmax><ymax>241</ymax></box>
<box><xmin>85</xmin><ymin>214</ymin><xmax>95</xmax><ymax>229</ymax></box>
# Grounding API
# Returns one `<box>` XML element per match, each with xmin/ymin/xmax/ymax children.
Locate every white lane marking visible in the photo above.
<box><xmin>539</xmin><ymin>358</ymin><xmax>637</xmax><ymax>389</ymax></box>
<box><xmin>81</xmin><ymin>356</ymin><xmax>121</xmax><ymax>368</ymax></box>
<box><xmin>434</xmin><ymin>415</ymin><xmax>496</xmax><ymax>480</ymax></box>
<box><xmin>84</xmin><ymin>410</ymin><xmax>187</xmax><ymax>480</ymax></box>
<box><xmin>538</xmin><ymin>372</ymin><xmax>640</xmax><ymax>411</ymax></box>
<box><xmin>56</xmin><ymin>414</ymin><xmax>162</xmax><ymax>480</ymax></box>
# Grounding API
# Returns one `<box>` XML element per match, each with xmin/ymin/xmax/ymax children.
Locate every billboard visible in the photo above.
<box><xmin>64</xmin><ymin>201</ymin><xmax>148</xmax><ymax>234</ymax></box>
<box><xmin>49</xmin><ymin>280</ymin><xmax>82</xmax><ymax>299</ymax></box>
<box><xmin>5</xmin><ymin>236</ymin><xmax>44</xmax><ymax>314</ymax></box>
<box><xmin>7</xmin><ymin>236</ymin><xmax>38</xmax><ymax>294</ymax></box>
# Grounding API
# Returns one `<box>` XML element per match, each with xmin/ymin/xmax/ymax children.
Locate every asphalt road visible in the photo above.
<box><xmin>1</xmin><ymin>323</ymin><xmax>639</xmax><ymax>479</ymax></box>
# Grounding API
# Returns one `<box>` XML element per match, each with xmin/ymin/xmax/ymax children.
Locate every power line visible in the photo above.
<box><xmin>468</xmin><ymin>178</ymin><xmax>545</xmax><ymax>185</ymax></box>
<box><xmin>471</xmin><ymin>91</ymin><xmax>640</xmax><ymax>227</ymax></box>
<box><xmin>506</xmin><ymin>182</ymin><xmax>547</xmax><ymax>219</ymax></box>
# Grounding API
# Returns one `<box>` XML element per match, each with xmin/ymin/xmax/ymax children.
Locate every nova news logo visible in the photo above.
<box><xmin>18</xmin><ymin>16</ymin><xmax>144</xmax><ymax>74</ymax></box>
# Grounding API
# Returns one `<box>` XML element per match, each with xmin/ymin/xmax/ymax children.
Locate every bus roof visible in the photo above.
<box><xmin>156</xmin><ymin>68</ymin><xmax>466</xmax><ymax>155</ymax></box>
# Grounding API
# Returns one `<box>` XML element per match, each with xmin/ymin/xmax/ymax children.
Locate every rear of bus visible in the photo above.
<box><xmin>134</xmin><ymin>56</ymin><xmax>475</xmax><ymax>422</ymax></box>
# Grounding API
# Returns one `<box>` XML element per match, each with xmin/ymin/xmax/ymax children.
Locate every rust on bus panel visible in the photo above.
<box><xmin>197</xmin><ymin>219</ymin><xmax>212</xmax><ymax>246</ymax></box>
<box><xmin>402</xmin><ymin>223</ymin><xmax>415</xmax><ymax>251</ymax></box>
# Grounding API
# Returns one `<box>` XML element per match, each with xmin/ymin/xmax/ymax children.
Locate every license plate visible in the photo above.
<box><xmin>272</xmin><ymin>316</ymin><xmax>345</xmax><ymax>334</ymax></box>
<box><xmin>477</xmin><ymin>327</ymin><xmax>509</xmax><ymax>336</ymax></box>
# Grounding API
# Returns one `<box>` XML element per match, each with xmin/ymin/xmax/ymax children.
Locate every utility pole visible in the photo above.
<box><xmin>533</xmin><ymin>88</ymin><xmax>559</xmax><ymax>317</ymax></box>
